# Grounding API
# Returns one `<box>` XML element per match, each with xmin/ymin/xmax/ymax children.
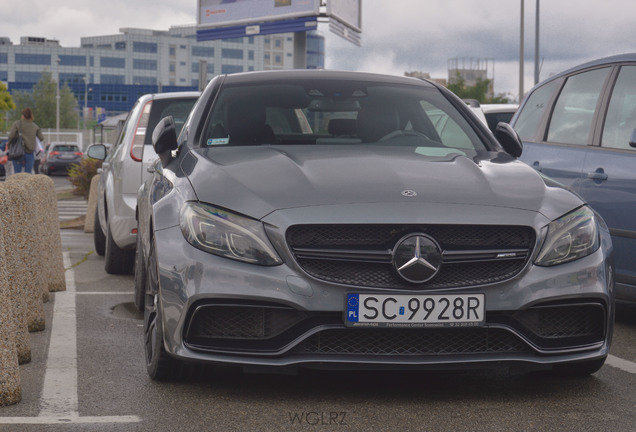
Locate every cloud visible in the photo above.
<box><xmin>4</xmin><ymin>0</ymin><xmax>636</xmax><ymax>99</ymax></box>
<box><xmin>324</xmin><ymin>0</ymin><xmax>636</xmax><ymax>99</ymax></box>
<box><xmin>4</xmin><ymin>0</ymin><xmax>195</xmax><ymax>46</ymax></box>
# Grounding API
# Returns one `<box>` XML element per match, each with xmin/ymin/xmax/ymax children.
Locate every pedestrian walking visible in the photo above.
<box><xmin>7</xmin><ymin>108</ymin><xmax>45</xmax><ymax>174</ymax></box>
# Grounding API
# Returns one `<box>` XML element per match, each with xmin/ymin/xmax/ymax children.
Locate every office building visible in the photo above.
<box><xmin>0</xmin><ymin>26</ymin><xmax>325</xmax><ymax>117</ymax></box>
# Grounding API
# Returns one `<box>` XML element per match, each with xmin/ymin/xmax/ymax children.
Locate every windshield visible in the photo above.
<box><xmin>201</xmin><ymin>80</ymin><xmax>487</xmax><ymax>158</ymax></box>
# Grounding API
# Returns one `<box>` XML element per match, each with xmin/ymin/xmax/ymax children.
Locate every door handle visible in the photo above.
<box><xmin>586</xmin><ymin>169</ymin><xmax>608</xmax><ymax>181</ymax></box>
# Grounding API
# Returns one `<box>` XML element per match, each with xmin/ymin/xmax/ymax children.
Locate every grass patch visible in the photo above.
<box><xmin>56</xmin><ymin>188</ymin><xmax>77</xmax><ymax>201</ymax></box>
<box><xmin>60</xmin><ymin>215</ymin><xmax>86</xmax><ymax>230</ymax></box>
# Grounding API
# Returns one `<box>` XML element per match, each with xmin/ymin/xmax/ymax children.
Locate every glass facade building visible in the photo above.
<box><xmin>0</xmin><ymin>27</ymin><xmax>325</xmax><ymax>116</ymax></box>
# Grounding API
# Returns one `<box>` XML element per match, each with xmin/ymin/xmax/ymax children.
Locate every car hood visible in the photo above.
<box><xmin>187</xmin><ymin>145</ymin><xmax>582</xmax><ymax>221</ymax></box>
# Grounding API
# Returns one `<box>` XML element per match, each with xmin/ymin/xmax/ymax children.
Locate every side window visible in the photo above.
<box><xmin>514</xmin><ymin>79</ymin><xmax>559</xmax><ymax>141</ymax></box>
<box><xmin>547</xmin><ymin>68</ymin><xmax>610</xmax><ymax>145</ymax></box>
<box><xmin>601</xmin><ymin>66</ymin><xmax>636</xmax><ymax>150</ymax></box>
<box><xmin>109</xmin><ymin>101</ymin><xmax>139</xmax><ymax>159</ymax></box>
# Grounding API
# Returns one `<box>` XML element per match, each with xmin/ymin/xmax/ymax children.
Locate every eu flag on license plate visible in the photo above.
<box><xmin>347</xmin><ymin>294</ymin><xmax>359</xmax><ymax>322</ymax></box>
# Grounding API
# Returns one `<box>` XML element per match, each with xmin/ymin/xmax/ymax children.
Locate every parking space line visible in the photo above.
<box><xmin>39</xmin><ymin>252</ymin><xmax>78</xmax><ymax>417</ymax></box>
<box><xmin>606</xmin><ymin>354</ymin><xmax>636</xmax><ymax>374</ymax></box>
<box><xmin>0</xmin><ymin>253</ymin><xmax>141</xmax><ymax>425</ymax></box>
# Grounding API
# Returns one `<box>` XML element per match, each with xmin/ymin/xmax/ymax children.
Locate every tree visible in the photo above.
<box><xmin>9</xmin><ymin>71</ymin><xmax>79</xmax><ymax>128</ymax></box>
<box><xmin>447</xmin><ymin>72</ymin><xmax>510</xmax><ymax>104</ymax></box>
<box><xmin>0</xmin><ymin>81</ymin><xmax>16</xmax><ymax>131</ymax></box>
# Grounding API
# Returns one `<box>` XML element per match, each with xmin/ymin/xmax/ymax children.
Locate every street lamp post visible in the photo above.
<box><xmin>83</xmin><ymin>76</ymin><xmax>88</xmax><ymax>130</ymax></box>
<box><xmin>55</xmin><ymin>56</ymin><xmax>60</xmax><ymax>141</ymax></box>
<box><xmin>519</xmin><ymin>0</ymin><xmax>524</xmax><ymax>103</ymax></box>
<box><xmin>534</xmin><ymin>0</ymin><xmax>540</xmax><ymax>85</ymax></box>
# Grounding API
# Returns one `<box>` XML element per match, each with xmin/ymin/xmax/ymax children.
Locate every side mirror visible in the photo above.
<box><xmin>630</xmin><ymin>129</ymin><xmax>636</xmax><ymax>148</ymax></box>
<box><xmin>153</xmin><ymin>116</ymin><xmax>178</xmax><ymax>167</ymax></box>
<box><xmin>494</xmin><ymin>122</ymin><xmax>523</xmax><ymax>158</ymax></box>
<box><xmin>86</xmin><ymin>144</ymin><xmax>107</xmax><ymax>160</ymax></box>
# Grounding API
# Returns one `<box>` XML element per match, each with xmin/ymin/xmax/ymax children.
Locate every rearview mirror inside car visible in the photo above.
<box><xmin>153</xmin><ymin>116</ymin><xmax>178</xmax><ymax>167</ymax></box>
<box><xmin>494</xmin><ymin>122</ymin><xmax>523</xmax><ymax>158</ymax></box>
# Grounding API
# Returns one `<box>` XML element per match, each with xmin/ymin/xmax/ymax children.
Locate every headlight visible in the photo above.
<box><xmin>535</xmin><ymin>206</ymin><xmax>599</xmax><ymax>266</ymax></box>
<box><xmin>180</xmin><ymin>202</ymin><xmax>282</xmax><ymax>266</ymax></box>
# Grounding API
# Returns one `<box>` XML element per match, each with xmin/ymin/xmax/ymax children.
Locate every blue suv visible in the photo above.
<box><xmin>512</xmin><ymin>53</ymin><xmax>636</xmax><ymax>302</ymax></box>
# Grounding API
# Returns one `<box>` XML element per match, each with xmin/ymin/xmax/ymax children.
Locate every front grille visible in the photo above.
<box><xmin>291</xmin><ymin>328</ymin><xmax>531</xmax><ymax>355</ymax></box>
<box><xmin>511</xmin><ymin>303</ymin><xmax>606</xmax><ymax>348</ymax></box>
<box><xmin>184</xmin><ymin>302</ymin><xmax>606</xmax><ymax>355</ymax></box>
<box><xmin>187</xmin><ymin>304</ymin><xmax>307</xmax><ymax>340</ymax></box>
<box><xmin>287</xmin><ymin>224</ymin><xmax>535</xmax><ymax>289</ymax></box>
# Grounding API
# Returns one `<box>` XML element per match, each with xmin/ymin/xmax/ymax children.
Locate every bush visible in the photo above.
<box><xmin>67</xmin><ymin>158</ymin><xmax>103</xmax><ymax>198</ymax></box>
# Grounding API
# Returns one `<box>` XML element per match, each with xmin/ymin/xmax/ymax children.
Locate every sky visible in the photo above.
<box><xmin>2</xmin><ymin>0</ymin><xmax>636</xmax><ymax>101</ymax></box>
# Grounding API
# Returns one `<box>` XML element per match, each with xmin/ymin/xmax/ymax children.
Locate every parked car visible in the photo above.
<box><xmin>481</xmin><ymin>104</ymin><xmax>518</xmax><ymax>133</ymax></box>
<box><xmin>511</xmin><ymin>52</ymin><xmax>636</xmax><ymax>302</ymax></box>
<box><xmin>465</xmin><ymin>100</ymin><xmax>518</xmax><ymax>133</ymax></box>
<box><xmin>40</xmin><ymin>142</ymin><xmax>82</xmax><ymax>175</ymax></box>
<box><xmin>136</xmin><ymin>70</ymin><xmax>614</xmax><ymax>381</ymax></box>
<box><xmin>87</xmin><ymin>91</ymin><xmax>200</xmax><ymax>275</ymax></box>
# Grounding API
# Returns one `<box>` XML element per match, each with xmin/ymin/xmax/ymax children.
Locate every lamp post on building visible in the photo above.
<box><xmin>55</xmin><ymin>56</ymin><xmax>60</xmax><ymax>141</ymax></box>
<box><xmin>83</xmin><ymin>76</ymin><xmax>88</xmax><ymax>130</ymax></box>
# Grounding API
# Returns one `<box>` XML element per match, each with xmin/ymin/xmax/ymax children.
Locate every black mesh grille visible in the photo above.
<box><xmin>287</xmin><ymin>224</ymin><xmax>534</xmax><ymax>250</ymax></box>
<box><xmin>187</xmin><ymin>305</ymin><xmax>306</xmax><ymax>339</ymax></box>
<box><xmin>513</xmin><ymin>304</ymin><xmax>606</xmax><ymax>340</ymax></box>
<box><xmin>183</xmin><ymin>303</ymin><xmax>605</xmax><ymax>355</ymax></box>
<box><xmin>287</xmin><ymin>224</ymin><xmax>535</xmax><ymax>289</ymax></box>
<box><xmin>292</xmin><ymin>328</ymin><xmax>531</xmax><ymax>355</ymax></box>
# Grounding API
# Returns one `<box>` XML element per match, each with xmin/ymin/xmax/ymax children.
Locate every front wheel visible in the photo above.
<box><xmin>104</xmin><ymin>221</ymin><xmax>135</xmax><ymax>275</ymax></box>
<box><xmin>94</xmin><ymin>208</ymin><xmax>106</xmax><ymax>256</ymax></box>
<box><xmin>133</xmin><ymin>231</ymin><xmax>146</xmax><ymax>312</ymax></box>
<box><xmin>144</xmin><ymin>237</ymin><xmax>180</xmax><ymax>381</ymax></box>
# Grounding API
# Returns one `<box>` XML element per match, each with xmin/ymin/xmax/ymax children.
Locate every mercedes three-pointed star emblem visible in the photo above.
<box><xmin>392</xmin><ymin>234</ymin><xmax>442</xmax><ymax>284</ymax></box>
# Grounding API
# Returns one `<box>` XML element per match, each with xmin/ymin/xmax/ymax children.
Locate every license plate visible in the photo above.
<box><xmin>345</xmin><ymin>293</ymin><xmax>485</xmax><ymax>328</ymax></box>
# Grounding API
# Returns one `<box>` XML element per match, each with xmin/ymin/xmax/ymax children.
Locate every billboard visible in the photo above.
<box><xmin>327</xmin><ymin>0</ymin><xmax>361</xmax><ymax>32</ymax></box>
<box><xmin>198</xmin><ymin>0</ymin><xmax>320</xmax><ymax>29</ymax></box>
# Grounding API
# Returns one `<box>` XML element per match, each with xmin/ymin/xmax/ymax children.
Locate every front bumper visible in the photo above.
<box><xmin>154</xmin><ymin>224</ymin><xmax>614</xmax><ymax>371</ymax></box>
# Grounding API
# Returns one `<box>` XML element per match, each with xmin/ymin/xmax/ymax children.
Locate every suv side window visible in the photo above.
<box><xmin>601</xmin><ymin>66</ymin><xmax>636</xmax><ymax>150</ymax></box>
<box><xmin>547</xmin><ymin>67</ymin><xmax>610</xmax><ymax>145</ymax></box>
<box><xmin>110</xmin><ymin>100</ymin><xmax>140</xmax><ymax>159</ymax></box>
<box><xmin>514</xmin><ymin>79</ymin><xmax>560</xmax><ymax>141</ymax></box>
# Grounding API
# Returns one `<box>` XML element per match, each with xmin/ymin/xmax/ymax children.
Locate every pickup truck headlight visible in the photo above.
<box><xmin>180</xmin><ymin>202</ymin><xmax>282</xmax><ymax>266</ymax></box>
<box><xmin>535</xmin><ymin>206</ymin><xmax>599</xmax><ymax>266</ymax></box>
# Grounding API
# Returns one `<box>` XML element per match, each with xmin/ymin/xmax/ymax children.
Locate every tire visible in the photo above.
<box><xmin>94</xmin><ymin>208</ymin><xmax>106</xmax><ymax>256</ymax></box>
<box><xmin>104</xmin><ymin>221</ymin><xmax>135</xmax><ymax>275</ymax></box>
<box><xmin>144</xmin><ymin>237</ymin><xmax>180</xmax><ymax>381</ymax></box>
<box><xmin>133</xmin><ymin>231</ymin><xmax>146</xmax><ymax>312</ymax></box>
<box><xmin>552</xmin><ymin>357</ymin><xmax>607</xmax><ymax>377</ymax></box>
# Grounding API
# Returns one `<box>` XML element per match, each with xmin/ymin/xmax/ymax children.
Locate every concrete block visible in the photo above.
<box><xmin>29</xmin><ymin>175</ymin><xmax>66</xmax><ymax>293</ymax></box>
<box><xmin>0</xmin><ymin>214</ymin><xmax>21</xmax><ymax>406</ymax></box>
<box><xmin>0</xmin><ymin>186</ymin><xmax>31</xmax><ymax>364</ymax></box>
<box><xmin>3</xmin><ymin>175</ymin><xmax>45</xmax><ymax>332</ymax></box>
